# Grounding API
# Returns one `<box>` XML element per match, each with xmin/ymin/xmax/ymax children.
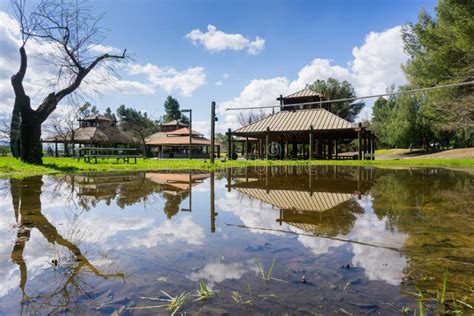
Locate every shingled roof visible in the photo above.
<box><xmin>233</xmin><ymin>108</ymin><xmax>356</xmax><ymax>135</ymax></box>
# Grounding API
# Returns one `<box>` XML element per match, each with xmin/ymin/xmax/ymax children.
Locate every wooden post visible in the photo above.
<box><xmin>259</xmin><ymin>138</ymin><xmax>263</xmax><ymax>159</ymax></box>
<box><xmin>265</xmin><ymin>127</ymin><xmax>270</xmax><ymax>160</ymax></box>
<box><xmin>54</xmin><ymin>141</ymin><xmax>58</xmax><ymax>157</ymax></box>
<box><xmin>210</xmin><ymin>101</ymin><xmax>216</xmax><ymax>163</ymax></box>
<box><xmin>370</xmin><ymin>133</ymin><xmax>375</xmax><ymax>160</ymax></box>
<box><xmin>335</xmin><ymin>139</ymin><xmax>338</xmax><ymax>159</ymax></box>
<box><xmin>217</xmin><ymin>145</ymin><xmax>220</xmax><ymax>159</ymax></box>
<box><xmin>309</xmin><ymin>125</ymin><xmax>313</xmax><ymax>160</ymax></box>
<box><xmin>227</xmin><ymin>128</ymin><xmax>232</xmax><ymax>159</ymax></box>
<box><xmin>357</xmin><ymin>123</ymin><xmax>362</xmax><ymax>160</ymax></box>
<box><xmin>245</xmin><ymin>137</ymin><xmax>248</xmax><ymax>159</ymax></box>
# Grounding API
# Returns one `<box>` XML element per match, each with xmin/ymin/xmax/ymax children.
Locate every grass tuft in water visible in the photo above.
<box><xmin>257</xmin><ymin>257</ymin><xmax>276</xmax><ymax>281</ymax></box>
<box><xmin>194</xmin><ymin>280</ymin><xmax>216</xmax><ymax>302</ymax></box>
<box><xmin>128</xmin><ymin>290</ymin><xmax>189</xmax><ymax>315</ymax></box>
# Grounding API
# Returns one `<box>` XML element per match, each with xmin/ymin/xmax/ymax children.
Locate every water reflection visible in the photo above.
<box><xmin>9</xmin><ymin>176</ymin><xmax>125</xmax><ymax>314</ymax></box>
<box><xmin>0</xmin><ymin>166</ymin><xmax>472</xmax><ymax>314</ymax></box>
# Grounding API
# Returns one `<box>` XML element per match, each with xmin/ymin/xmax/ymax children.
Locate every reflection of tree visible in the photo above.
<box><xmin>10</xmin><ymin>176</ymin><xmax>124</xmax><ymax>315</ymax></box>
<box><xmin>163</xmin><ymin>191</ymin><xmax>189</xmax><ymax>219</ymax></box>
<box><xmin>370</xmin><ymin>169</ymin><xmax>474</xmax><ymax>304</ymax></box>
<box><xmin>64</xmin><ymin>173</ymin><xmax>195</xmax><ymax>219</ymax></box>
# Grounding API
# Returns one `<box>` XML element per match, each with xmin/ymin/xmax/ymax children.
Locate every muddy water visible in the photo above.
<box><xmin>0</xmin><ymin>166</ymin><xmax>473</xmax><ymax>315</ymax></box>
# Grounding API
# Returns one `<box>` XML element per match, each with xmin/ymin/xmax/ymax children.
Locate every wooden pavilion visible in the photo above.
<box><xmin>226</xmin><ymin>165</ymin><xmax>374</xmax><ymax>235</ymax></box>
<box><xmin>43</xmin><ymin>114</ymin><xmax>136</xmax><ymax>156</ymax></box>
<box><xmin>145</xmin><ymin>125</ymin><xmax>220</xmax><ymax>158</ymax></box>
<box><xmin>228</xmin><ymin>89</ymin><xmax>375</xmax><ymax>160</ymax></box>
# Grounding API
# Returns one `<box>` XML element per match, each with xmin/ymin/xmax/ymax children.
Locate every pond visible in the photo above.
<box><xmin>0</xmin><ymin>166</ymin><xmax>473</xmax><ymax>315</ymax></box>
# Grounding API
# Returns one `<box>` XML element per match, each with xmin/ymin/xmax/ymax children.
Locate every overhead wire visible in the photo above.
<box><xmin>225</xmin><ymin>80</ymin><xmax>474</xmax><ymax>111</ymax></box>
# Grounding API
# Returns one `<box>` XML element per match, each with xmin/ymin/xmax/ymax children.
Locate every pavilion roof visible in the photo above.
<box><xmin>145</xmin><ymin>172</ymin><xmax>209</xmax><ymax>190</ymax></box>
<box><xmin>167</xmin><ymin>127</ymin><xmax>203</xmax><ymax>136</ymax></box>
<box><xmin>233</xmin><ymin>108</ymin><xmax>356</xmax><ymax>135</ymax></box>
<box><xmin>284</xmin><ymin>88</ymin><xmax>322</xmax><ymax>99</ymax></box>
<box><xmin>146</xmin><ymin>135</ymin><xmax>212</xmax><ymax>146</ymax></box>
<box><xmin>236</xmin><ymin>187</ymin><xmax>354</xmax><ymax>212</ymax></box>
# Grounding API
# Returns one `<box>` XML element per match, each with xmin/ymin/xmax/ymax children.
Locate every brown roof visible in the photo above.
<box><xmin>284</xmin><ymin>88</ymin><xmax>322</xmax><ymax>99</ymax></box>
<box><xmin>234</xmin><ymin>108</ymin><xmax>356</xmax><ymax>135</ymax></box>
<box><xmin>237</xmin><ymin>187</ymin><xmax>354</xmax><ymax>212</ymax></box>
<box><xmin>168</xmin><ymin>127</ymin><xmax>203</xmax><ymax>136</ymax></box>
<box><xmin>146</xmin><ymin>135</ymin><xmax>212</xmax><ymax>146</ymax></box>
<box><xmin>145</xmin><ymin>172</ymin><xmax>209</xmax><ymax>190</ymax></box>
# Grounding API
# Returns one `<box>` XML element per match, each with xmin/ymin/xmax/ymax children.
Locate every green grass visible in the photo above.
<box><xmin>257</xmin><ymin>257</ymin><xmax>276</xmax><ymax>281</ymax></box>
<box><xmin>0</xmin><ymin>156</ymin><xmax>473</xmax><ymax>178</ymax></box>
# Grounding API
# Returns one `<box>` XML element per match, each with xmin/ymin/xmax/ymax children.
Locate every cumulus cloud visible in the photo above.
<box><xmin>128</xmin><ymin>63</ymin><xmax>206</xmax><ymax>96</ymax></box>
<box><xmin>220</xmin><ymin>26</ymin><xmax>408</xmax><ymax>128</ymax></box>
<box><xmin>188</xmin><ymin>260</ymin><xmax>259</xmax><ymax>285</ymax></box>
<box><xmin>218</xmin><ymin>77</ymin><xmax>290</xmax><ymax>131</ymax></box>
<box><xmin>87</xmin><ymin>44</ymin><xmax>122</xmax><ymax>55</ymax></box>
<box><xmin>186</xmin><ymin>24</ymin><xmax>265</xmax><ymax>55</ymax></box>
<box><xmin>123</xmin><ymin>216</ymin><xmax>205</xmax><ymax>248</ymax></box>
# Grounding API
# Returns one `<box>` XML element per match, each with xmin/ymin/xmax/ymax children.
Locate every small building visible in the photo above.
<box><xmin>145</xmin><ymin>125</ymin><xmax>220</xmax><ymax>159</ymax></box>
<box><xmin>43</xmin><ymin>114</ymin><xmax>136</xmax><ymax>156</ymax></box>
<box><xmin>228</xmin><ymin>88</ymin><xmax>375</xmax><ymax>160</ymax></box>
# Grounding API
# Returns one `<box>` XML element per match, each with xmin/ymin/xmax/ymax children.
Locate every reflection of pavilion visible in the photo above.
<box><xmin>66</xmin><ymin>172</ymin><xmax>210</xmax><ymax>217</ymax></box>
<box><xmin>145</xmin><ymin>172</ymin><xmax>209</xmax><ymax>195</ymax></box>
<box><xmin>228</xmin><ymin>166</ymin><xmax>372</xmax><ymax>236</ymax></box>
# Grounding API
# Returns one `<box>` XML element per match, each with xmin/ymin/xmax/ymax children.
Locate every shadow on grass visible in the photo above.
<box><xmin>42</xmin><ymin>162</ymin><xmax>80</xmax><ymax>172</ymax></box>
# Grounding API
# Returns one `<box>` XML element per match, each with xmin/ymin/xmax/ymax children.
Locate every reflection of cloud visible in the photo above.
<box><xmin>219</xmin><ymin>189</ymin><xmax>408</xmax><ymax>286</ymax></box>
<box><xmin>188</xmin><ymin>260</ymin><xmax>258</xmax><ymax>285</ymax></box>
<box><xmin>293</xmin><ymin>228</ymin><xmax>344</xmax><ymax>255</ymax></box>
<box><xmin>124</xmin><ymin>216</ymin><xmax>205</xmax><ymax>248</ymax></box>
<box><xmin>349</xmin><ymin>196</ymin><xmax>408</xmax><ymax>285</ymax></box>
<box><xmin>217</xmin><ymin>191</ymin><xmax>287</xmax><ymax>236</ymax></box>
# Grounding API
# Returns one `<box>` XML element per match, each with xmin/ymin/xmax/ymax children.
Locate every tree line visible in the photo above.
<box><xmin>372</xmin><ymin>0</ymin><xmax>473</xmax><ymax>149</ymax></box>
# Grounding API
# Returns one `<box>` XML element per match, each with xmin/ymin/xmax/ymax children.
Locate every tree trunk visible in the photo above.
<box><xmin>10</xmin><ymin>105</ymin><xmax>21</xmax><ymax>158</ymax></box>
<box><xmin>20</xmin><ymin>113</ymin><xmax>43</xmax><ymax>165</ymax></box>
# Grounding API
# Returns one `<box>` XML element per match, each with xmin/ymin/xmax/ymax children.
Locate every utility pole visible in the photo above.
<box><xmin>182</xmin><ymin>109</ymin><xmax>192</xmax><ymax>159</ymax></box>
<box><xmin>210</xmin><ymin>101</ymin><xmax>217</xmax><ymax>163</ymax></box>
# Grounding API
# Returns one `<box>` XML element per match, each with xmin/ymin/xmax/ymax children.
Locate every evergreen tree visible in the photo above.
<box><xmin>163</xmin><ymin>96</ymin><xmax>186</xmax><ymax>123</ymax></box>
<box><xmin>308</xmin><ymin>78</ymin><xmax>365</xmax><ymax>122</ymax></box>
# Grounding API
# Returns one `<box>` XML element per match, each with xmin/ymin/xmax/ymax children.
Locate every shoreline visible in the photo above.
<box><xmin>1</xmin><ymin>156</ymin><xmax>473</xmax><ymax>178</ymax></box>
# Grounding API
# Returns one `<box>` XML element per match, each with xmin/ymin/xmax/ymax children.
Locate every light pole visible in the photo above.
<box><xmin>182</xmin><ymin>109</ymin><xmax>192</xmax><ymax>159</ymax></box>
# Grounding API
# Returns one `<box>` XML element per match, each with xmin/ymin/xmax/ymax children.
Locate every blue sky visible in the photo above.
<box><xmin>0</xmin><ymin>0</ymin><xmax>436</xmax><ymax>134</ymax></box>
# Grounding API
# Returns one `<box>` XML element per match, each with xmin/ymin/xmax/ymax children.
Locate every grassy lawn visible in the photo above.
<box><xmin>0</xmin><ymin>156</ymin><xmax>473</xmax><ymax>178</ymax></box>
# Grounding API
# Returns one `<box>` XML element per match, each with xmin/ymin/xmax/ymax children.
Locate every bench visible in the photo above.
<box><xmin>74</xmin><ymin>147</ymin><xmax>141</xmax><ymax>164</ymax></box>
<box><xmin>79</xmin><ymin>154</ymin><xmax>141</xmax><ymax>164</ymax></box>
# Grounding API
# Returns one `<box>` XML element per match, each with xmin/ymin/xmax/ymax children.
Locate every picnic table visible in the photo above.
<box><xmin>74</xmin><ymin>147</ymin><xmax>141</xmax><ymax>164</ymax></box>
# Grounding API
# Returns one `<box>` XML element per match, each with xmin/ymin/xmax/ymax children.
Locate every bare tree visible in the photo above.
<box><xmin>0</xmin><ymin>119</ymin><xmax>11</xmax><ymax>142</ymax></box>
<box><xmin>237</xmin><ymin>110</ymin><xmax>268</xmax><ymax>127</ymax></box>
<box><xmin>10</xmin><ymin>0</ymin><xmax>128</xmax><ymax>164</ymax></box>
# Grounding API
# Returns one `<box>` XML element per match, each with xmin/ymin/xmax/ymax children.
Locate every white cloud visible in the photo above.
<box><xmin>128</xmin><ymin>63</ymin><xmax>206</xmax><ymax>97</ymax></box>
<box><xmin>215</xmin><ymin>81</ymin><xmax>223</xmax><ymax>86</ymax></box>
<box><xmin>188</xmin><ymin>260</ymin><xmax>259</xmax><ymax>285</ymax></box>
<box><xmin>218</xmin><ymin>77</ymin><xmax>289</xmax><ymax>131</ymax></box>
<box><xmin>87</xmin><ymin>44</ymin><xmax>122</xmax><ymax>55</ymax></box>
<box><xmin>223</xmin><ymin>73</ymin><xmax>229</xmax><ymax>79</ymax></box>
<box><xmin>124</xmin><ymin>216</ymin><xmax>205</xmax><ymax>248</ymax></box>
<box><xmin>186</xmin><ymin>24</ymin><xmax>265</xmax><ymax>55</ymax></box>
<box><xmin>220</xmin><ymin>26</ymin><xmax>408</xmax><ymax>127</ymax></box>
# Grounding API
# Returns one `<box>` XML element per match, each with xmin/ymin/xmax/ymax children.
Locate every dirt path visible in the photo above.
<box><xmin>376</xmin><ymin>148</ymin><xmax>474</xmax><ymax>160</ymax></box>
